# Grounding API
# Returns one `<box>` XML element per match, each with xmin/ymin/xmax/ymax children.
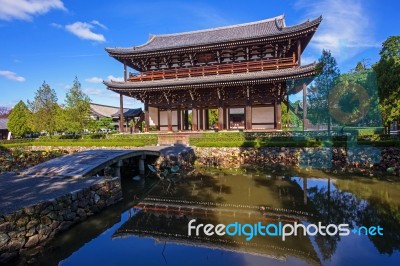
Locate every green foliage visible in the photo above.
<box><xmin>308</xmin><ymin>50</ymin><xmax>340</xmax><ymax>130</ymax></box>
<box><xmin>373</xmin><ymin>36</ymin><xmax>400</xmax><ymax>131</ymax></box>
<box><xmin>208</xmin><ymin>109</ymin><xmax>218</xmax><ymax>128</ymax></box>
<box><xmin>337</xmin><ymin>69</ymin><xmax>382</xmax><ymax>126</ymax></box>
<box><xmin>7</xmin><ymin>101</ymin><xmax>31</xmax><ymax>138</ymax></box>
<box><xmin>281</xmin><ymin>102</ymin><xmax>303</xmax><ymax>128</ymax></box>
<box><xmin>28</xmin><ymin>81</ymin><xmax>59</xmax><ymax>135</ymax></box>
<box><xmin>63</xmin><ymin>77</ymin><xmax>92</xmax><ymax>133</ymax></box>
<box><xmin>95</xmin><ymin>117</ymin><xmax>114</xmax><ymax>131</ymax></box>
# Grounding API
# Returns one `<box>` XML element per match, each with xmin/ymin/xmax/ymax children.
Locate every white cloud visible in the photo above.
<box><xmin>65</xmin><ymin>21</ymin><xmax>106</xmax><ymax>42</ymax></box>
<box><xmin>0</xmin><ymin>70</ymin><xmax>25</xmax><ymax>82</ymax></box>
<box><xmin>0</xmin><ymin>0</ymin><xmax>66</xmax><ymax>21</ymax></box>
<box><xmin>107</xmin><ymin>75</ymin><xmax>124</xmax><ymax>82</ymax></box>
<box><xmin>295</xmin><ymin>0</ymin><xmax>380</xmax><ymax>62</ymax></box>
<box><xmin>90</xmin><ymin>20</ymin><xmax>107</xmax><ymax>30</ymax></box>
<box><xmin>85</xmin><ymin>76</ymin><xmax>103</xmax><ymax>83</ymax></box>
<box><xmin>83</xmin><ymin>88</ymin><xmax>103</xmax><ymax>95</ymax></box>
<box><xmin>50</xmin><ymin>22</ymin><xmax>62</xmax><ymax>28</ymax></box>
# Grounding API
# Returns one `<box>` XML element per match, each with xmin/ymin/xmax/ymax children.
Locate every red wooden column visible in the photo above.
<box><xmin>192</xmin><ymin>107</ymin><xmax>198</xmax><ymax>131</ymax></box>
<box><xmin>167</xmin><ymin>109</ymin><xmax>172</xmax><ymax>132</ymax></box>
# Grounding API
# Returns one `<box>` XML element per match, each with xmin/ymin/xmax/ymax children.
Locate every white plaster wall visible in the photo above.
<box><xmin>149</xmin><ymin>107</ymin><xmax>158</xmax><ymax>126</ymax></box>
<box><xmin>252</xmin><ymin>106</ymin><xmax>274</xmax><ymax>129</ymax></box>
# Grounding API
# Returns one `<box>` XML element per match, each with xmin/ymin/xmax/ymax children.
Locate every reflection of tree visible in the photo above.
<box><xmin>357</xmin><ymin>198</ymin><xmax>400</xmax><ymax>255</ymax></box>
<box><xmin>307</xmin><ymin>183</ymin><xmax>361</xmax><ymax>260</ymax></box>
<box><xmin>307</xmin><ymin>179</ymin><xmax>400</xmax><ymax>259</ymax></box>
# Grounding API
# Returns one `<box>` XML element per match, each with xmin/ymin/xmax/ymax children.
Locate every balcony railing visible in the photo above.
<box><xmin>128</xmin><ymin>56</ymin><xmax>296</xmax><ymax>82</ymax></box>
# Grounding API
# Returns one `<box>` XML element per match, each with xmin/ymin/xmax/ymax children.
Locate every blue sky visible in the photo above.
<box><xmin>0</xmin><ymin>0</ymin><xmax>398</xmax><ymax>109</ymax></box>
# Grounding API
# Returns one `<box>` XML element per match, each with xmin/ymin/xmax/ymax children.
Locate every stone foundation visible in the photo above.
<box><xmin>194</xmin><ymin>147</ymin><xmax>400</xmax><ymax>176</ymax></box>
<box><xmin>0</xmin><ymin>177</ymin><xmax>122</xmax><ymax>263</ymax></box>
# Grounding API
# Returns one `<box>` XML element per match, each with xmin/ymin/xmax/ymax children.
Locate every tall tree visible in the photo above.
<box><xmin>28</xmin><ymin>81</ymin><xmax>59</xmax><ymax>135</ymax></box>
<box><xmin>7</xmin><ymin>101</ymin><xmax>31</xmax><ymax>138</ymax></box>
<box><xmin>373</xmin><ymin>36</ymin><xmax>400</xmax><ymax>133</ymax></box>
<box><xmin>308</xmin><ymin>50</ymin><xmax>340</xmax><ymax>131</ymax></box>
<box><xmin>64</xmin><ymin>77</ymin><xmax>92</xmax><ymax>133</ymax></box>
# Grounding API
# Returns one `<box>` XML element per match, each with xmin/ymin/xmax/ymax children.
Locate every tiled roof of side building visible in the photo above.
<box><xmin>0</xmin><ymin>118</ymin><xmax>8</xmax><ymax>130</ymax></box>
<box><xmin>105</xmin><ymin>15</ymin><xmax>322</xmax><ymax>55</ymax></box>
<box><xmin>104</xmin><ymin>63</ymin><xmax>317</xmax><ymax>91</ymax></box>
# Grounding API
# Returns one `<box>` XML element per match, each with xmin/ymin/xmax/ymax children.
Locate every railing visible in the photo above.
<box><xmin>128</xmin><ymin>57</ymin><xmax>296</xmax><ymax>82</ymax></box>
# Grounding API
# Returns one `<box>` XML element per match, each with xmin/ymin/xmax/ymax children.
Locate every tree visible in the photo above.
<box><xmin>373</xmin><ymin>36</ymin><xmax>400</xmax><ymax>133</ymax></box>
<box><xmin>28</xmin><ymin>81</ymin><xmax>59</xmax><ymax>135</ymax></box>
<box><xmin>7</xmin><ymin>101</ymin><xmax>31</xmax><ymax>138</ymax></box>
<box><xmin>208</xmin><ymin>109</ymin><xmax>218</xmax><ymax>128</ymax></box>
<box><xmin>307</xmin><ymin>50</ymin><xmax>340</xmax><ymax>131</ymax></box>
<box><xmin>96</xmin><ymin>117</ymin><xmax>114</xmax><ymax>131</ymax></box>
<box><xmin>337</xmin><ymin>68</ymin><xmax>381</xmax><ymax>126</ymax></box>
<box><xmin>63</xmin><ymin>77</ymin><xmax>92</xmax><ymax>133</ymax></box>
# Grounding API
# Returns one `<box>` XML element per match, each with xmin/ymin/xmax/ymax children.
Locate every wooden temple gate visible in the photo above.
<box><xmin>104</xmin><ymin>15</ymin><xmax>322</xmax><ymax>132</ymax></box>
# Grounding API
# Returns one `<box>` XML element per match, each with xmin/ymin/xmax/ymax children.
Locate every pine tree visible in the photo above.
<box><xmin>64</xmin><ymin>77</ymin><xmax>92</xmax><ymax>133</ymax></box>
<box><xmin>28</xmin><ymin>81</ymin><xmax>59</xmax><ymax>135</ymax></box>
<box><xmin>308</xmin><ymin>50</ymin><xmax>340</xmax><ymax>131</ymax></box>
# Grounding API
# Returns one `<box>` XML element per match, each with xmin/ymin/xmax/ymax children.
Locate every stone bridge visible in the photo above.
<box><xmin>18</xmin><ymin>146</ymin><xmax>191</xmax><ymax>179</ymax></box>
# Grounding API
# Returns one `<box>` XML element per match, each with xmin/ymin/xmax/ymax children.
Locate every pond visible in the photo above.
<box><xmin>10</xmin><ymin>169</ymin><xmax>400</xmax><ymax>266</ymax></box>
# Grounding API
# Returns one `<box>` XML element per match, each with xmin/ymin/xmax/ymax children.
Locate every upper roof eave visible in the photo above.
<box><xmin>105</xmin><ymin>16</ymin><xmax>322</xmax><ymax>57</ymax></box>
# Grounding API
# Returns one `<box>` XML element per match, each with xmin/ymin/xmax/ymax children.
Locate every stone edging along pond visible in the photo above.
<box><xmin>0</xmin><ymin>177</ymin><xmax>122</xmax><ymax>263</ymax></box>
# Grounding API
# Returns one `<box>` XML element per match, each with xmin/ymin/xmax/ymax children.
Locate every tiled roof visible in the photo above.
<box><xmin>0</xmin><ymin>118</ymin><xmax>8</xmax><ymax>130</ymax></box>
<box><xmin>104</xmin><ymin>64</ymin><xmax>316</xmax><ymax>91</ymax></box>
<box><xmin>106</xmin><ymin>15</ymin><xmax>322</xmax><ymax>55</ymax></box>
<box><xmin>90</xmin><ymin>103</ymin><xmax>142</xmax><ymax>118</ymax></box>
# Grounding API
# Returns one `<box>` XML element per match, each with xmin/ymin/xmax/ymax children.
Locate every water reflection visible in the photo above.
<box><xmin>10</xmin><ymin>170</ymin><xmax>400</xmax><ymax>266</ymax></box>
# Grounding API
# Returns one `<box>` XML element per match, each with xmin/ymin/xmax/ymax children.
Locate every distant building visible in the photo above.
<box><xmin>89</xmin><ymin>103</ymin><xmax>143</xmax><ymax>132</ymax></box>
<box><xmin>0</xmin><ymin>118</ymin><xmax>9</xmax><ymax>139</ymax></box>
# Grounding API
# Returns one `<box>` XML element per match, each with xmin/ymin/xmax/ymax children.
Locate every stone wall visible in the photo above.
<box><xmin>194</xmin><ymin>147</ymin><xmax>400</xmax><ymax>176</ymax></box>
<box><xmin>0</xmin><ymin>177</ymin><xmax>122</xmax><ymax>263</ymax></box>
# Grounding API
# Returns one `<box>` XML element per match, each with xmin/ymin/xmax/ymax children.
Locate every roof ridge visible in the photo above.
<box><xmin>151</xmin><ymin>15</ymin><xmax>285</xmax><ymax>38</ymax></box>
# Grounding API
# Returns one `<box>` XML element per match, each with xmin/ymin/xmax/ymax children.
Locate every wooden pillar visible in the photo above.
<box><xmin>119</xmin><ymin>94</ymin><xmax>124</xmax><ymax>133</ymax></box>
<box><xmin>204</xmin><ymin>109</ymin><xmax>209</xmax><ymax>130</ymax></box>
<box><xmin>246</xmin><ymin>102</ymin><xmax>252</xmax><ymax>130</ymax></box>
<box><xmin>167</xmin><ymin>109</ymin><xmax>172</xmax><ymax>132</ymax></box>
<box><xmin>192</xmin><ymin>107</ymin><xmax>198</xmax><ymax>131</ymax></box>
<box><xmin>157</xmin><ymin>108</ymin><xmax>160</xmax><ymax>131</ymax></box>
<box><xmin>184</xmin><ymin>110</ymin><xmax>189</xmax><ymax>130</ymax></box>
<box><xmin>223</xmin><ymin>107</ymin><xmax>227</xmax><ymax>130</ymax></box>
<box><xmin>144</xmin><ymin>102</ymin><xmax>149</xmax><ymax>132</ymax></box>
<box><xmin>227</xmin><ymin>108</ymin><xmax>230</xmax><ymax>130</ymax></box>
<box><xmin>218</xmin><ymin>102</ymin><xmax>224</xmax><ymax>130</ymax></box>
<box><xmin>297</xmin><ymin>40</ymin><xmax>302</xmax><ymax>66</ymax></box>
<box><xmin>302</xmin><ymin>83</ymin><xmax>308</xmax><ymax>131</ymax></box>
<box><xmin>274</xmin><ymin>100</ymin><xmax>282</xmax><ymax>129</ymax></box>
<box><xmin>199</xmin><ymin>108</ymin><xmax>204</xmax><ymax>130</ymax></box>
<box><xmin>177</xmin><ymin>107</ymin><xmax>182</xmax><ymax>131</ymax></box>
